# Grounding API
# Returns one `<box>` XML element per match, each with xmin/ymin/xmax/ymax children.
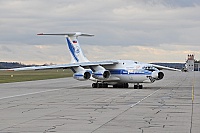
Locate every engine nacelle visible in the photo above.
<box><xmin>152</xmin><ymin>71</ymin><xmax>164</xmax><ymax>80</ymax></box>
<box><xmin>92</xmin><ymin>70</ymin><xmax>110</xmax><ymax>80</ymax></box>
<box><xmin>73</xmin><ymin>71</ymin><xmax>91</xmax><ymax>81</ymax></box>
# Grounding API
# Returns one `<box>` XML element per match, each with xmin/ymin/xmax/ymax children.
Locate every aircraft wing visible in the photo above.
<box><xmin>151</xmin><ymin>64</ymin><xmax>181</xmax><ymax>71</ymax></box>
<box><xmin>6</xmin><ymin>60</ymin><xmax>119</xmax><ymax>71</ymax></box>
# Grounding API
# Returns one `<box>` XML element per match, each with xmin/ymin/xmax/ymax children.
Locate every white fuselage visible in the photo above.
<box><xmin>92</xmin><ymin>60</ymin><xmax>157</xmax><ymax>84</ymax></box>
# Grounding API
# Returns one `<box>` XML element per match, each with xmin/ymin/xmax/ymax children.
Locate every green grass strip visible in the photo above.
<box><xmin>0</xmin><ymin>69</ymin><xmax>73</xmax><ymax>83</ymax></box>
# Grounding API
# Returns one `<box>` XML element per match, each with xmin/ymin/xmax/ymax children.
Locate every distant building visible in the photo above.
<box><xmin>194</xmin><ymin>63</ymin><xmax>200</xmax><ymax>71</ymax></box>
<box><xmin>185</xmin><ymin>54</ymin><xmax>200</xmax><ymax>71</ymax></box>
<box><xmin>185</xmin><ymin>54</ymin><xmax>194</xmax><ymax>71</ymax></box>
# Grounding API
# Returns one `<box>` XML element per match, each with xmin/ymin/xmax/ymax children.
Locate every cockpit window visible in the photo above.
<box><xmin>143</xmin><ymin>66</ymin><xmax>157</xmax><ymax>71</ymax></box>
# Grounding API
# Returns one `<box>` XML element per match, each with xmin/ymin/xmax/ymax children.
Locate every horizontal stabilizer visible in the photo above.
<box><xmin>37</xmin><ymin>32</ymin><xmax>94</xmax><ymax>37</ymax></box>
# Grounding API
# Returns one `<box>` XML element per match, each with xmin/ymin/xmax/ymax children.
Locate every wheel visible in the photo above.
<box><xmin>139</xmin><ymin>85</ymin><xmax>143</xmax><ymax>89</ymax></box>
<box><xmin>124</xmin><ymin>83</ymin><xmax>129</xmax><ymax>88</ymax></box>
<box><xmin>118</xmin><ymin>84</ymin><xmax>123</xmax><ymax>88</ymax></box>
<box><xmin>113</xmin><ymin>84</ymin><xmax>117</xmax><ymax>88</ymax></box>
<box><xmin>97</xmin><ymin>83</ymin><xmax>103</xmax><ymax>88</ymax></box>
<box><xmin>103</xmin><ymin>83</ymin><xmax>108</xmax><ymax>88</ymax></box>
<box><xmin>127</xmin><ymin>83</ymin><xmax>129</xmax><ymax>88</ymax></box>
<box><xmin>106</xmin><ymin>84</ymin><xmax>108</xmax><ymax>88</ymax></box>
<box><xmin>92</xmin><ymin>83</ymin><xmax>97</xmax><ymax>88</ymax></box>
<box><xmin>134</xmin><ymin>85</ymin><xmax>138</xmax><ymax>89</ymax></box>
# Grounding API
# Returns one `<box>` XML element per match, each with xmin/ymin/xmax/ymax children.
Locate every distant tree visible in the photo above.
<box><xmin>0</xmin><ymin>62</ymin><xmax>34</xmax><ymax>69</ymax></box>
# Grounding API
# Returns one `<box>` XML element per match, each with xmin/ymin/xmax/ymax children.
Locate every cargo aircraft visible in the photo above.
<box><xmin>9</xmin><ymin>32</ymin><xmax>180</xmax><ymax>89</ymax></box>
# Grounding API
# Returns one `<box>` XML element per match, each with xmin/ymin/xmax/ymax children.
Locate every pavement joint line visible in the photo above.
<box><xmin>0</xmin><ymin>84</ymin><xmax>89</xmax><ymax>100</ymax></box>
<box><xmin>104</xmin><ymin>90</ymin><xmax>134</xmax><ymax>102</ymax></box>
<box><xmin>91</xmin><ymin>87</ymin><xmax>162</xmax><ymax>133</ymax></box>
<box><xmin>0</xmin><ymin>88</ymin><xmax>64</xmax><ymax>100</ymax></box>
<box><xmin>190</xmin><ymin>72</ymin><xmax>195</xmax><ymax>133</ymax></box>
<box><xmin>0</xmin><ymin>85</ymin><xmax>119</xmax><ymax>131</ymax></box>
<box><xmin>0</xmin><ymin>86</ymin><xmax>94</xmax><ymax>131</ymax></box>
<box><xmin>130</xmin><ymin>88</ymin><xmax>161</xmax><ymax>108</ymax></box>
<box><xmin>0</xmin><ymin>71</ymin><xmax>198</xmax><ymax>132</ymax></box>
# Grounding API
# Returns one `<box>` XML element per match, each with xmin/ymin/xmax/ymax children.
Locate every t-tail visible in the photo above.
<box><xmin>37</xmin><ymin>32</ymin><xmax>93</xmax><ymax>63</ymax></box>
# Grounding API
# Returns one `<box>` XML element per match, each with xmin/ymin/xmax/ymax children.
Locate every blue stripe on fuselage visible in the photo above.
<box><xmin>109</xmin><ymin>69</ymin><xmax>152</xmax><ymax>75</ymax></box>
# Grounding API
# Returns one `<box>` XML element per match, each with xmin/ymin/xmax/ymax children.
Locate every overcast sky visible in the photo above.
<box><xmin>1</xmin><ymin>0</ymin><xmax>200</xmax><ymax>64</ymax></box>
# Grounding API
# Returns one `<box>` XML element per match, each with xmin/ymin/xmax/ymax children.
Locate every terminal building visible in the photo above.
<box><xmin>185</xmin><ymin>54</ymin><xmax>200</xmax><ymax>71</ymax></box>
<box><xmin>154</xmin><ymin>54</ymin><xmax>200</xmax><ymax>72</ymax></box>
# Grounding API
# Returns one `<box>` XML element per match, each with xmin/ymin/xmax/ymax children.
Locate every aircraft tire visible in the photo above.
<box><xmin>113</xmin><ymin>84</ymin><xmax>117</xmax><ymax>88</ymax></box>
<box><xmin>139</xmin><ymin>85</ymin><xmax>143</xmax><ymax>89</ymax></box>
<box><xmin>124</xmin><ymin>83</ymin><xmax>129</xmax><ymax>88</ymax></box>
<box><xmin>92</xmin><ymin>83</ymin><xmax>97</xmax><ymax>88</ymax></box>
<box><xmin>118</xmin><ymin>84</ymin><xmax>123</xmax><ymax>88</ymax></box>
<box><xmin>93</xmin><ymin>83</ymin><xmax>109</xmax><ymax>88</ymax></box>
<box><xmin>113</xmin><ymin>83</ymin><xmax>129</xmax><ymax>88</ymax></box>
<box><xmin>98</xmin><ymin>83</ymin><xmax>103</xmax><ymax>88</ymax></box>
<box><xmin>103</xmin><ymin>83</ymin><xmax>108</xmax><ymax>88</ymax></box>
<box><xmin>134</xmin><ymin>85</ymin><xmax>138</xmax><ymax>89</ymax></box>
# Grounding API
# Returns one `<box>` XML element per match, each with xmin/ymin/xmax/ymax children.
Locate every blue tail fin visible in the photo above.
<box><xmin>66</xmin><ymin>34</ymin><xmax>90</xmax><ymax>63</ymax></box>
<box><xmin>37</xmin><ymin>32</ymin><xmax>94</xmax><ymax>63</ymax></box>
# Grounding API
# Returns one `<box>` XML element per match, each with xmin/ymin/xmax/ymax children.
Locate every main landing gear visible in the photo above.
<box><xmin>92</xmin><ymin>83</ymin><xmax>129</xmax><ymax>88</ymax></box>
<box><xmin>92</xmin><ymin>83</ymin><xmax>108</xmax><ymax>88</ymax></box>
<box><xmin>113</xmin><ymin>83</ymin><xmax>129</xmax><ymax>88</ymax></box>
<box><xmin>134</xmin><ymin>84</ymin><xmax>143</xmax><ymax>89</ymax></box>
<box><xmin>92</xmin><ymin>83</ymin><xmax>142</xmax><ymax>89</ymax></box>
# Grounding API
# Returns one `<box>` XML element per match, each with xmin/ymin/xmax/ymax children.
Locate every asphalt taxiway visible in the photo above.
<box><xmin>0</xmin><ymin>71</ymin><xmax>199</xmax><ymax>133</ymax></box>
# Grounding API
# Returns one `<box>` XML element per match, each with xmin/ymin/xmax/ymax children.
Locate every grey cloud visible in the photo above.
<box><xmin>1</xmin><ymin>0</ymin><xmax>200</xmax><ymax>46</ymax></box>
<box><xmin>133</xmin><ymin>0</ymin><xmax>200</xmax><ymax>7</ymax></box>
<box><xmin>0</xmin><ymin>46</ymin><xmax>13</xmax><ymax>53</ymax></box>
<box><xmin>0</xmin><ymin>0</ymin><xmax>200</xmax><ymax>63</ymax></box>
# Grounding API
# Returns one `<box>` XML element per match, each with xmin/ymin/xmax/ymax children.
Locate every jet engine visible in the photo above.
<box><xmin>152</xmin><ymin>71</ymin><xmax>164</xmax><ymax>80</ymax></box>
<box><xmin>73</xmin><ymin>71</ymin><xmax>91</xmax><ymax>81</ymax></box>
<box><xmin>92</xmin><ymin>70</ymin><xmax>110</xmax><ymax>80</ymax></box>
